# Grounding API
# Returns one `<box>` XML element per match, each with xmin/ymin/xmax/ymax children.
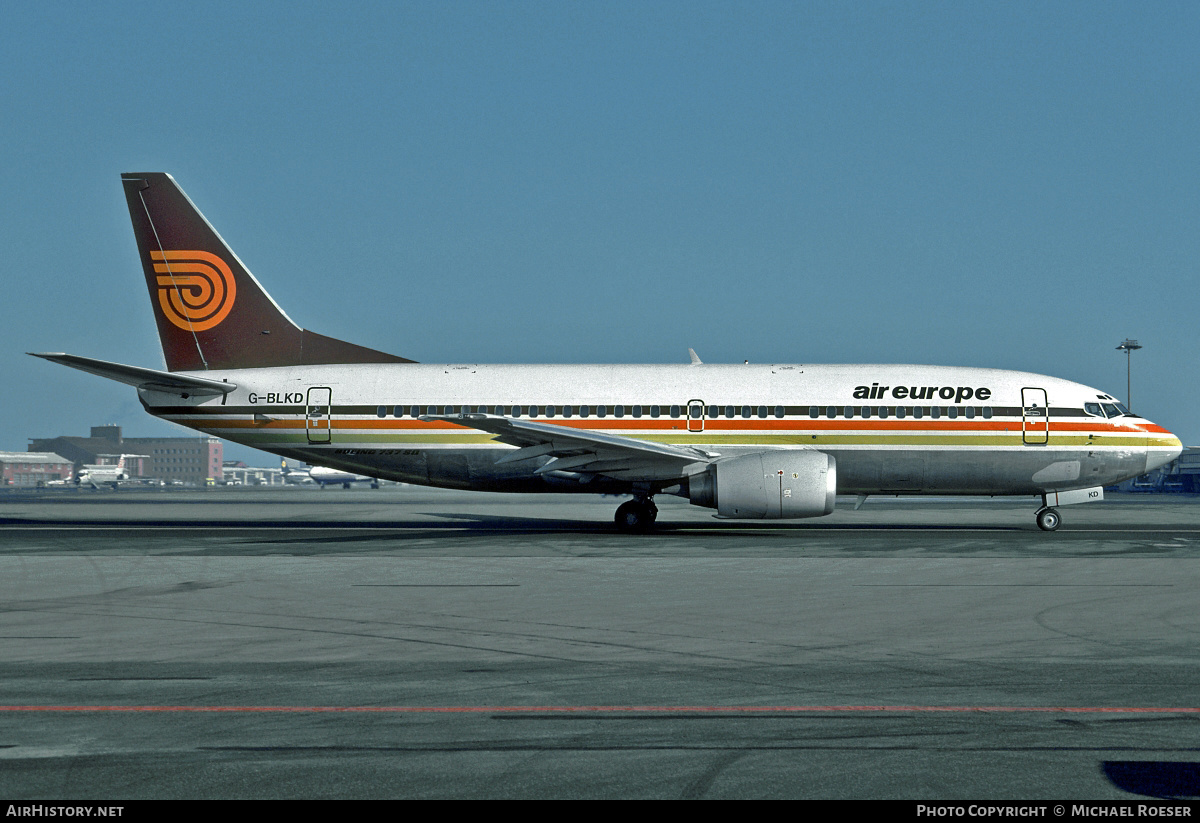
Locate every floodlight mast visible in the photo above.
<box><xmin>1116</xmin><ymin>338</ymin><xmax>1142</xmax><ymax>411</ymax></box>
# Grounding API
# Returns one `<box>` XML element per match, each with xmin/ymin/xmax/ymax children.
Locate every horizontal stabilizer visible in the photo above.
<box><xmin>29</xmin><ymin>353</ymin><xmax>236</xmax><ymax>397</ymax></box>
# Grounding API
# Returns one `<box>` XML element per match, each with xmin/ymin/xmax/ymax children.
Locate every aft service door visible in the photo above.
<box><xmin>306</xmin><ymin>387</ymin><xmax>332</xmax><ymax>444</ymax></box>
<box><xmin>1022</xmin><ymin>387</ymin><xmax>1049</xmax><ymax>445</ymax></box>
<box><xmin>687</xmin><ymin>399</ymin><xmax>705</xmax><ymax>433</ymax></box>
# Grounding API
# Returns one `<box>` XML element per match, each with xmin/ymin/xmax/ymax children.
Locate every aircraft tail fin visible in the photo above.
<box><xmin>120</xmin><ymin>173</ymin><xmax>415</xmax><ymax>372</ymax></box>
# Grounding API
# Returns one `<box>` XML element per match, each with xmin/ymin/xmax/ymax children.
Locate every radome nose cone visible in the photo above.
<box><xmin>1145</xmin><ymin>434</ymin><xmax>1183</xmax><ymax>473</ymax></box>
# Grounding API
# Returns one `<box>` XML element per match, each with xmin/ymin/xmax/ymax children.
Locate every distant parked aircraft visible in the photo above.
<box><xmin>76</xmin><ymin>455</ymin><xmax>129</xmax><ymax>489</ymax></box>
<box><xmin>282</xmin><ymin>459</ymin><xmax>379</xmax><ymax>489</ymax></box>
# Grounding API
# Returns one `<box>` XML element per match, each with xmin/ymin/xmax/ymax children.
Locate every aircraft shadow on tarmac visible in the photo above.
<box><xmin>0</xmin><ymin>512</ymin><xmax>1032</xmax><ymax>533</ymax></box>
<box><xmin>1102</xmin><ymin>761</ymin><xmax>1200</xmax><ymax>800</ymax></box>
<box><xmin>418</xmin><ymin>511</ymin><xmax>1029</xmax><ymax>532</ymax></box>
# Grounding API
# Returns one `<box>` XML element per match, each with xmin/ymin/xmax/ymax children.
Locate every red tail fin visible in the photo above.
<box><xmin>121</xmin><ymin>173</ymin><xmax>414</xmax><ymax>371</ymax></box>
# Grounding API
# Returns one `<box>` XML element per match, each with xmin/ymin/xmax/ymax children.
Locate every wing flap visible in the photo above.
<box><xmin>424</xmin><ymin>414</ymin><xmax>715</xmax><ymax>482</ymax></box>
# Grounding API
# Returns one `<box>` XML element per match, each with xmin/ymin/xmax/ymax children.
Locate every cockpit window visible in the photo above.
<box><xmin>1084</xmin><ymin>403</ymin><xmax>1102</xmax><ymax>417</ymax></box>
<box><xmin>1113</xmin><ymin>403</ymin><xmax>1131</xmax><ymax>416</ymax></box>
<box><xmin>1101</xmin><ymin>403</ymin><xmax>1121</xmax><ymax>418</ymax></box>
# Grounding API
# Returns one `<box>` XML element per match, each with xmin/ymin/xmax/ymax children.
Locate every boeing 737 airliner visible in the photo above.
<box><xmin>32</xmin><ymin>173</ymin><xmax>1181</xmax><ymax>530</ymax></box>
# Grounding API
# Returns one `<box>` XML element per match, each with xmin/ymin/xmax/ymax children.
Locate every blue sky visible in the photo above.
<box><xmin>3</xmin><ymin>1</ymin><xmax>1197</xmax><ymax>462</ymax></box>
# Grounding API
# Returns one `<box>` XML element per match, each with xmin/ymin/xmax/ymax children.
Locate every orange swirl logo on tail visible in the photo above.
<box><xmin>151</xmin><ymin>250</ymin><xmax>237</xmax><ymax>332</ymax></box>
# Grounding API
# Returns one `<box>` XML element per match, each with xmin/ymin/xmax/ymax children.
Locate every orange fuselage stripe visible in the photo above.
<box><xmin>175</xmin><ymin>416</ymin><xmax>1155</xmax><ymax>435</ymax></box>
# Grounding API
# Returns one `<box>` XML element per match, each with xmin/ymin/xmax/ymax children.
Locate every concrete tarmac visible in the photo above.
<box><xmin>1</xmin><ymin>487</ymin><xmax>1199</xmax><ymax>799</ymax></box>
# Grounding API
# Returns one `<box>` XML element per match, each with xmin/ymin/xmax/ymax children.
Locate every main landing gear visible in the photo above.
<box><xmin>1035</xmin><ymin>506</ymin><xmax>1061</xmax><ymax>532</ymax></box>
<box><xmin>615</xmin><ymin>498</ymin><xmax>658</xmax><ymax>532</ymax></box>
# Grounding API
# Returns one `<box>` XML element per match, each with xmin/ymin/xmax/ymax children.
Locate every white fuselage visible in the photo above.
<box><xmin>137</xmin><ymin>362</ymin><xmax>1181</xmax><ymax>499</ymax></box>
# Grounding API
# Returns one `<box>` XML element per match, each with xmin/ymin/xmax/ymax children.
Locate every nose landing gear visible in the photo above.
<box><xmin>1035</xmin><ymin>506</ymin><xmax>1061</xmax><ymax>532</ymax></box>
<box><xmin>615</xmin><ymin>498</ymin><xmax>658</xmax><ymax>532</ymax></box>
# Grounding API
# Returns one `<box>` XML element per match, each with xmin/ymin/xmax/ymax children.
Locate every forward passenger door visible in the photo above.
<box><xmin>1022</xmin><ymin>387</ymin><xmax>1049</xmax><ymax>445</ymax></box>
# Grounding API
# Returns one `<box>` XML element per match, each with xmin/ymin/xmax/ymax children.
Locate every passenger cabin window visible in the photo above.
<box><xmin>376</xmin><ymin>406</ymin><xmax>386</xmax><ymax>418</ymax></box>
<box><xmin>809</xmin><ymin>406</ymin><xmax>818</xmax><ymax>418</ymax></box>
<box><xmin>861</xmin><ymin>406</ymin><xmax>871</xmax><ymax>418</ymax></box>
<box><xmin>707</xmin><ymin>405</ymin><xmax>719</xmax><ymax>418</ymax></box>
<box><xmin>844</xmin><ymin>406</ymin><xmax>854</xmax><ymax>419</ymax></box>
<box><xmin>965</xmin><ymin>406</ymin><xmax>976</xmax><ymax>419</ymax></box>
<box><xmin>725</xmin><ymin>405</ymin><xmax>735</xmax><ymax>418</ymax></box>
<box><xmin>615</xmin><ymin>405</ymin><xmax>625</xmax><ymax>418</ymax></box>
<box><xmin>670</xmin><ymin>405</ymin><xmax>681</xmax><ymax>418</ymax></box>
<box><xmin>579</xmin><ymin>406</ymin><xmax>589</xmax><ymax>418</ymax></box>
<box><xmin>757</xmin><ymin>406</ymin><xmax>767</xmax><ymax>418</ymax></box>
<box><xmin>775</xmin><ymin>406</ymin><xmax>785</xmax><ymax>418</ymax></box>
<box><xmin>651</xmin><ymin>405</ymin><xmax>661</xmax><ymax>418</ymax></box>
<box><xmin>878</xmin><ymin>407</ymin><xmax>889</xmax><ymax>419</ymax></box>
<box><xmin>826</xmin><ymin>407</ymin><xmax>836</xmax><ymax>419</ymax></box>
<box><xmin>896</xmin><ymin>406</ymin><xmax>906</xmax><ymax>419</ymax></box>
<box><xmin>633</xmin><ymin>405</ymin><xmax>642</xmax><ymax>418</ymax></box>
<box><xmin>741</xmin><ymin>406</ymin><xmax>751</xmax><ymax>418</ymax></box>
<box><xmin>982</xmin><ymin>407</ymin><xmax>992</xmax><ymax>419</ymax></box>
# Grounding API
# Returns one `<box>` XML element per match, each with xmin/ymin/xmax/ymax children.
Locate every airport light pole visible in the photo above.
<box><xmin>1116</xmin><ymin>338</ymin><xmax>1142</xmax><ymax>410</ymax></box>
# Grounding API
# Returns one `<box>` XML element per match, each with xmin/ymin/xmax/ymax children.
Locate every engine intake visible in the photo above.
<box><xmin>688</xmin><ymin>450</ymin><xmax>836</xmax><ymax>519</ymax></box>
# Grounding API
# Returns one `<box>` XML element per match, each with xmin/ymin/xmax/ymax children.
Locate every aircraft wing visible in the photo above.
<box><xmin>424</xmin><ymin>413</ymin><xmax>716</xmax><ymax>481</ymax></box>
<box><xmin>29</xmin><ymin>353</ymin><xmax>236</xmax><ymax>397</ymax></box>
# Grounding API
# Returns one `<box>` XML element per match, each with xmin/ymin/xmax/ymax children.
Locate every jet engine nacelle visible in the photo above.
<box><xmin>688</xmin><ymin>450</ymin><xmax>836</xmax><ymax>519</ymax></box>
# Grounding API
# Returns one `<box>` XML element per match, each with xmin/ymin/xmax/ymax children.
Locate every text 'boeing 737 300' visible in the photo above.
<box><xmin>32</xmin><ymin>173</ymin><xmax>1181</xmax><ymax>530</ymax></box>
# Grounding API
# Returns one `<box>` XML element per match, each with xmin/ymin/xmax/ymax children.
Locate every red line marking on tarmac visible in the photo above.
<box><xmin>1</xmin><ymin>705</ymin><xmax>1199</xmax><ymax>714</ymax></box>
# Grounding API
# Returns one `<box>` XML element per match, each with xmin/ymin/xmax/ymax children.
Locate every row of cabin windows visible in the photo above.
<box><xmin>379</xmin><ymin>404</ymin><xmax>686</xmax><ymax>419</ymax></box>
<box><xmin>810</xmin><ymin>405</ymin><xmax>993</xmax><ymax>420</ymax></box>
<box><xmin>375</xmin><ymin>404</ymin><xmax>994</xmax><ymax>420</ymax></box>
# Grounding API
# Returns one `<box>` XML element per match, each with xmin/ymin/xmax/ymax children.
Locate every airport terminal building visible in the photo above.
<box><xmin>0</xmin><ymin>452</ymin><xmax>74</xmax><ymax>486</ymax></box>
<box><xmin>28</xmin><ymin>425</ymin><xmax>222</xmax><ymax>486</ymax></box>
